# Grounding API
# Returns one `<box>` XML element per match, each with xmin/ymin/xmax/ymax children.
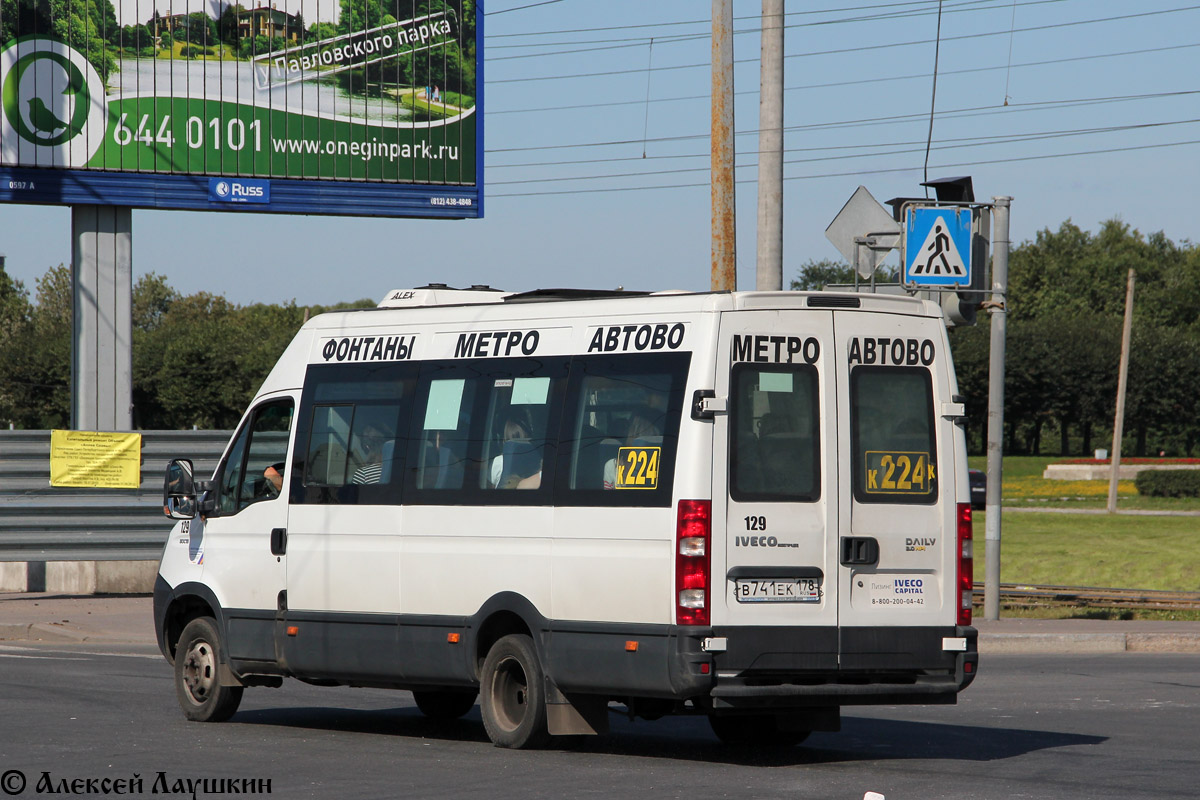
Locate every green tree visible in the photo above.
<box><xmin>0</xmin><ymin>262</ymin><xmax>33</xmax><ymax>426</ymax></box>
<box><xmin>790</xmin><ymin>258</ymin><xmax>897</xmax><ymax>291</ymax></box>
<box><xmin>217</xmin><ymin>4</ymin><xmax>245</xmax><ymax>44</ymax></box>
<box><xmin>1</xmin><ymin>265</ymin><xmax>72</xmax><ymax>428</ymax></box>
<box><xmin>47</xmin><ymin>0</ymin><xmax>119</xmax><ymax>80</ymax></box>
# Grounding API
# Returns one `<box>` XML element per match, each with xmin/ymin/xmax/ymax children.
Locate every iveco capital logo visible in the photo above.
<box><xmin>1</xmin><ymin>37</ymin><xmax>108</xmax><ymax>167</ymax></box>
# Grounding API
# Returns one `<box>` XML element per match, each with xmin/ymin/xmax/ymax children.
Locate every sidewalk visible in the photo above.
<box><xmin>0</xmin><ymin>592</ymin><xmax>157</xmax><ymax>646</ymax></box>
<box><xmin>2</xmin><ymin>592</ymin><xmax>1199</xmax><ymax>654</ymax></box>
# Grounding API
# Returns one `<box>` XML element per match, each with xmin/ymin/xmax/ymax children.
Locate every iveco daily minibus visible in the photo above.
<box><xmin>156</xmin><ymin>286</ymin><xmax>977</xmax><ymax>748</ymax></box>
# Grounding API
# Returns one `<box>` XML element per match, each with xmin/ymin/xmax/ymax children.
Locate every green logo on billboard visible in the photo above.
<box><xmin>2</xmin><ymin>49</ymin><xmax>90</xmax><ymax>146</ymax></box>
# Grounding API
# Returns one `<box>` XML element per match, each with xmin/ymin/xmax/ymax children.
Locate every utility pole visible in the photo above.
<box><xmin>711</xmin><ymin>0</ymin><xmax>736</xmax><ymax>291</ymax></box>
<box><xmin>755</xmin><ymin>0</ymin><xmax>784</xmax><ymax>291</ymax></box>
<box><xmin>983</xmin><ymin>196</ymin><xmax>1011</xmax><ymax>621</ymax></box>
<box><xmin>1108</xmin><ymin>269</ymin><xmax>1136</xmax><ymax>513</ymax></box>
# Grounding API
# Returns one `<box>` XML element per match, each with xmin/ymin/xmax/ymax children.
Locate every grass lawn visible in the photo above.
<box><xmin>972</xmin><ymin>509</ymin><xmax>1200</xmax><ymax>619</ymax></box>
<box><xmin>968</xmin><ymin>455</ymin><xmax>1200</xmax><ymax>511</ymax></box>
<box><xmin>973</xmin><ymin>510</ymin><xmax>1200</xmax><ymax>590</ymax></box>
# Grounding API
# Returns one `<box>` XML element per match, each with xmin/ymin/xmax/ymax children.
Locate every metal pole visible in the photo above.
<box><xmin>1107</xmin><ymin>269</ymin><xmax>1136</xmax><ymax>512</ymax></box>
<box><xmin>984</xmin><ymin>196</ymin><xmax>1011</xmax><ymax>621</ymax></box>
<box><xmin>71</xmin><ymin>205</ymin><xmax>133</xmax><ymax>432</ymax></box>
<box><xmin>755</xmin><ymin>0</ymin><xmax>784</xmax><ymax>291</ymax></box>
<box><xmin>711</xmin><ymin>0</ymin><xmax>737</xmax><ymax>291</ymax></box>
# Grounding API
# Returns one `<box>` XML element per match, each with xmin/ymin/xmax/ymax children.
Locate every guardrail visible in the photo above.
<box><xmin>0</xmin><ymin>430</ymin><xmax>231</xmax><ymax>562</ymax></box>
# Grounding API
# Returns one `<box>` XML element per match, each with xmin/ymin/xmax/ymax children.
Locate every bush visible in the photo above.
<box><xmin>1135</xmin><ymin>469</ymin><xmax>1200</xmax><ymax>497</ymax></box>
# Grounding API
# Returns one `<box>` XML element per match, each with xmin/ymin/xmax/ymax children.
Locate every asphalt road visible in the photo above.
<box><xmin>1</xmin><ymin>643</ymin><xmax>1197</xmax><ymax>800</ymax></box>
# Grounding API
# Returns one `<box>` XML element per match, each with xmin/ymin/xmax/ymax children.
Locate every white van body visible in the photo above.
<box><xmin>155</xmin><ymin>288</ymin><xmax>977</xmax><ymax>747</ymax></box>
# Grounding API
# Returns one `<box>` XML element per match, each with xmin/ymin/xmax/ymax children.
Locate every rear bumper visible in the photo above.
<box><xmin>704</xmin><ymin>624</ymin><xmax>978</xmax><ymax>709</ymax></box>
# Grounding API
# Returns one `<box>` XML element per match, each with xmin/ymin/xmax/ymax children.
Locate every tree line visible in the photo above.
<box><xmin>0</xmin><ymin>267</ymin><xmax>370</xmax><ymax>430</ymax></box>
<box><xmin>3</xmin><ymin>217</ymin><xmax>1198</xmax><ymax>452</ymax></box>
<box><xmin>801</xmin><ymin>219</ymin><xmax>1200</xmax><ymax>457</ymax></box>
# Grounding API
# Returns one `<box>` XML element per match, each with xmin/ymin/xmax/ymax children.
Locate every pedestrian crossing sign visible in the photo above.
<box><xmin>904</xmin><ymin>207</ymin><xmax>972</xmax><ymax>286</ymax></box>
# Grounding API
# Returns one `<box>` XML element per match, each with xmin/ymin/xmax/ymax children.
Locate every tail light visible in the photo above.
<box><xmin>956</xmin><ymin>502</ymin><xmax>973</xmax><ymax>626</ymax></box>
<box><xmin>676</xmin><ymin>499</ymin><xmax>712</xmax><ymax>626</ymax></box>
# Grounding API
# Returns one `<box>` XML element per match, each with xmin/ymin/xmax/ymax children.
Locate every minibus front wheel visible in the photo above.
<box><xmin>480</xmin><ymin>634</ymin><xmax>550</xmax><ymax>749</ymax></box>
<box><xmin>174</xmin><ymin>616</ymin><xmax>244</xmax><ymax>723</ymax></box>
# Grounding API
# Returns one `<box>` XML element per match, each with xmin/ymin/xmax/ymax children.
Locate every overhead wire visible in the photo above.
<box><xmin>484</xmin><ymin>42</ymin><xmax>1200</xmax><ymax>117</ymax></box>
<box><xmin>478</xmin><ymin>1</ymin><xmax>1200</xmax><ymax>201</ymax></box>
<box><xmin>485</xmin><ymin>6</ymin><xmax>1200</xmax><ymax>83</ymax></box>
<box><xmin>485</xmin><ymin>90</ymin><xmax>1200</xmax><ymax>157</ymax></box>
<box><xmin>488</xmin><ymin>139</ymin><xmax>1200</xmax><ymax>197</ymax></box>
<box><xmin>486</xmin><ymin>119</ymin><xmax>1200</xmax><ymax>186</ymax></box>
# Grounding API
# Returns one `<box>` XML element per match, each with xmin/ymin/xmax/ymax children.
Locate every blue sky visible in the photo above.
<box><xmin>3</xmin><ymin>0</ymin><xmax>1198</xmax><ymax>306</ymax></box>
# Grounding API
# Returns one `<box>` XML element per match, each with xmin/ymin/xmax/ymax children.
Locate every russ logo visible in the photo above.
<box><xmin>1</xmin><ymin>36</ymin><xmax>108</xmax><ymax>167</ymax></box>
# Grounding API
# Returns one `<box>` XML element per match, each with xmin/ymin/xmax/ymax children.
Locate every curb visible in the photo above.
<box><xmin>980</xmin><ymin>632</ymin><xmax>1200</xmax><ymax>654</ymax></box>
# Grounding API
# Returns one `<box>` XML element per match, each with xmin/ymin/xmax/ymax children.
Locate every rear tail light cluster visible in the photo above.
<box><xmin>676</xmin><ymin>499</ymin><xmax>712</xmax><ymax>626</ymax></box>
<box><xmin>956</xmin><ymin>502</ymin><xmax>974</xmax><ymax>626</ymax></box>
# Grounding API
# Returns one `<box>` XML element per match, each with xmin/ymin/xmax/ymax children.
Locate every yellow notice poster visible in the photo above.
<box><xmin>49</xmin><ymin>430</ymin><xmax>142</xmax><ymax>489</ymax></box>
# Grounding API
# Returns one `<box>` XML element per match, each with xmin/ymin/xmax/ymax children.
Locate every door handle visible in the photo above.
<box><xmin>270</xmin><ymin>527</ymin><xmax>287</xmax><ymax>556</ymax></box>
<box><xmin>840</xmin><ymin>536</ymin><xmax>878</xmax><ymax>566</ymax></box>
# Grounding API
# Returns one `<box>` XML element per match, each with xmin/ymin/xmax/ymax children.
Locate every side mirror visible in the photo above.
<box><xmin>164</xmin><ymin>459</ymin><xmax>197</xmax><ymax>520</ymax></box>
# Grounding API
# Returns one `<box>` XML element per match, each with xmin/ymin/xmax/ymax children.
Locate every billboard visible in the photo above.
<box><xmin>0</xmin><ymin>0</ymin><xmax>481</xmax><ymax>217</ymax></box>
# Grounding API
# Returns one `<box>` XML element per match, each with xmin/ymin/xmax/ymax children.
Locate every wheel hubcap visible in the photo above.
<box><xmin>492</xmin><ymin>655</ymin><xmax>529</xmax><ymax>731</ymax></box>
<box><xmin>182</xmin><ymin>640</ymin><xmax>217</xmax><ymax>705</ymax></box>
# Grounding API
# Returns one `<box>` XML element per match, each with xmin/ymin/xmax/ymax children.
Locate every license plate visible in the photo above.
<box><xmin>734</xmin><ymin>578</ymin><xmax>821</xmax><ymax>603</ymax></box>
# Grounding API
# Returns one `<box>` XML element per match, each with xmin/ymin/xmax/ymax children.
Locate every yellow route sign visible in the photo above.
<box><xmin>50</xmin><ymin>430</ymin><xmax>142</xmax><ymax>489</ymax></box>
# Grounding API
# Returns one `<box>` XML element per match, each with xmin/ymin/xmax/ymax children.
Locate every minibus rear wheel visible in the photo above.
<box><xmin>480</xmin><ymin>634</ymin><xmax>550</xmax><ymax>749</ymax></box>
<box><xmin>174</xmin><ymin>616</ymin><xmax>244</xmax><ymax>723</ymax></box>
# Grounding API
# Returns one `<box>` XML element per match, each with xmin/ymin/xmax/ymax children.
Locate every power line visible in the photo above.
<box><xmin>485</xmin><ymin>0</ymin><xmax>566</xmax><ymax>16</ymax></box>
<box><xmin>486</xmin><ymin>5</ymin><xmax>1200</xmax><ymax>83</ymax></box>
<box><xmin>485</xmin><ymin>89</ymin><xmax>1200</xmax><ymax>156</ymax></box>
<box><xmin>486</xmin><ymin>0</ymin><xmax>1068</xmax><ymax>42</ymax></box>
<box><xmin>486</xmin><ymin>42</ymin><xmax>1200</xmax><ymax>116</ymax></box>
<box><xmin>488</xmin><ymin>91</ymin><xmax>1200</xmax><ymax>168</ymax></box>
<box><xmin>488</xmin><ymin>139</ymin><xmax>1200</xmax><ymax>197</ymax></box>
<box><xmin>486</xmin><ymin>119</ymin><xmax>1200</xmax><ymax>186</ymax></box>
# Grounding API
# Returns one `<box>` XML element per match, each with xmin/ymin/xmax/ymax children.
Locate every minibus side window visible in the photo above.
<box><xmin>730</xmin><ymin>364</ymin><xmax>820</xmax><ymax>502</ymax></box>
<box><xmin>481</xmin><ymin>376</ymin><xmax>558</xmax><ymax>492</ymax></box>
<box><xmin>850</xmin><ymin>366</ymin><xmax>938</xmax><ymax>504</ymax></box>
<box><xmin>405</xmin><ymin>358</ymin><xmax>567</xmax><ymax>504</ymax></box>
<box><xmin>291</xmin><ymin>363</ymin><xmax>414</xmax><ymax>505</ymax></box>
<box><xmin>556</xmin><ymin>352</ymin><xmax>689</xmax><ymax>508</ymax></box>
<box><xmin>413</xmin><ymin>373</ymin><xmax>480</xmax><ymax>492</ymax></box>
<box><xmin>216</xmin><ymin>399</ymin><xmax>295</xmax><ymax>515</ymax></box>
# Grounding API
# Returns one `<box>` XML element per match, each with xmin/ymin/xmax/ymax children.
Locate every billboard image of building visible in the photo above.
<box><xmin>0</xmin><ymin>0</ymin><xmax>481</xmax><ymax>217</ymax></box>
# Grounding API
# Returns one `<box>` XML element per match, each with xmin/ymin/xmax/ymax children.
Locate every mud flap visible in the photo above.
<box><xmin>545</xmin><ymin>679</ymin><xmax>610</xmax><ymax>736</ymax></box>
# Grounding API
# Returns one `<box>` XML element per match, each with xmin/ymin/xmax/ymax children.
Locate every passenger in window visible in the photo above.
<box><xmin>603</xmin><ymin>413</ymin><xmax>661</xmax><ymax>489</ymax></box>
<box><xmin>490</xmin><ymin>408</ymin><xmax>542</xmax><ymax>489</ymax></box>
<box><xmin>351</xmin><ymin>426</ymin><xmax>392</xmax><ymax>485</ymax></box>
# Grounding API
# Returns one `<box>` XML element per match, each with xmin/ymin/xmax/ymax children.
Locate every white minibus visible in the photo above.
<box><xmin>157</xmin><ymin>286</ymin><xmax>977</xmax><ymax>748</ymax></box>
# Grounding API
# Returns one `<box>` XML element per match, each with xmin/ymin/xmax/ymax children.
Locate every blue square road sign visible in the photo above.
<box><xmin>904</xmin><ymin>207</ymin><xmax>972</xmax><ymax>286</ymax></box>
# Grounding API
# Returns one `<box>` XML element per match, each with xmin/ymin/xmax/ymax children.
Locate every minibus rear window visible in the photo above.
<box><xmin>850</xmin><ymin>366</ymin><xmax>938</xmax><ymax>504</ymax></box>
<box><xmin>729</xmin><ymin>364</ymin><xmax>820</xmax><ymax>502</ymax></box>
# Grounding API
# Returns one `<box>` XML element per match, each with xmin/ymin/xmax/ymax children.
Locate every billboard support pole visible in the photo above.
<box><xmin>71</xmin><ymin>205</ymin><xmax>132</xmax><ymax>432</ymax></box>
